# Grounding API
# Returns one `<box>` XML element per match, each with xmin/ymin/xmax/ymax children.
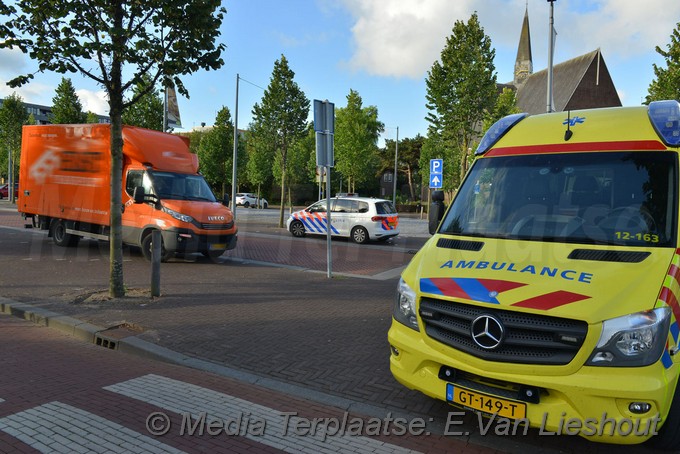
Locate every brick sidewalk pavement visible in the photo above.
<box><xmin>2</xmin><ymin>313</ymin><xmax>490</xmax><ymax>453</ymax></box>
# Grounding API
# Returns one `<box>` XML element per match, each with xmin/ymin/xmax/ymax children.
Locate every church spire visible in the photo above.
<box><xmin>514</xmin><ymin>5</ymin><xmax>533</xmax><ymax>86</ymax></box>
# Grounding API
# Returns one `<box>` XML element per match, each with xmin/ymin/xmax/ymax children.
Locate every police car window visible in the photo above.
<box><xmin>333</xmin><ymin>199</ymin><xmax>355</xmax><ymax>213</ymax></box>
<box><xmin>309</xmin><ymin>201</ymin><xmax>327</xmax><ymax>213</ymax></box>
<box><xmin>358</xmin><ymin>202</ymin><xmax>369</xmax><ymax>213</ymax></box>
<box><xmin>376</xmin><ymin>201</ymin><xmax>396</xmax><ymax>214</ymax></box>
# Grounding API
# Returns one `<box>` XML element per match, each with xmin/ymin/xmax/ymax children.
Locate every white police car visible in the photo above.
<box><xmin>286</xmin><ymin>195</ymin><xmax>399</xmax><ymax>244</ymax></box>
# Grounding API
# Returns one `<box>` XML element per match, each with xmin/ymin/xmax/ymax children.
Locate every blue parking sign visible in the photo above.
<box><xmin>429</xmin><ymin>159</ymin><xmax>443</xmax><ymax>188</ymax></box>
<box><xmin>430</xmin><ymin>159</ymin><xmax>443</xmax><ymax>175</ymax></box>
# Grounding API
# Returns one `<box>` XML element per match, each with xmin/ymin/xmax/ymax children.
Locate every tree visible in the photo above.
<box><xmin>2</xmin><ymin>0</ymin><xmax>226</xmax><ymax>297</ymax></box>
<box><xmin>85</xmin><ymin>111</ymin><xmax>100</xmax><ymax>124</ymax></box>
<box><xmin>245</xmin><ymin>121</ymin><xmax>275</xmax><ymax>203</ymax></box>
<box><xmin>251</xmin><ymin>55</ymin><xmax>310</xmax><ymax>227</ymax></box>
<box><xmin>0</xmin><ymin>93</ymin><xmax>29</xmax><ymax>203</ymax></box>
<box><xmin>50</xmin><ymin>77</ymin><xmax>86</xmax><ymax>124</ymax></box>
<box><xmin>425</xmin><ymin>13</ymin><xmax>497</xmax><ymax>192</ymax></box>
<box><xmin>279</xmin><ymin>123</ymin><xmax>314</xmax><ymax>210</ymax></box>
<box><xmin>646</xmin><ymin>22</ymin><xmax>680</xmax><ymax>103</ymax></box>
<box><xmin>122</xmin><ymin>74</ymin><xmax>163</xmax><ymax>130</ymax></box>
<box><xmin>483</xmin><ymin>87</ymin><xmax>520</xmax><ymax>132</ymax></box>
<box><xmin>198</xmin><ymin>107</ymin><xmax>237</xmax><ymax>198</ymax></box>
<box><xmin>334</xmin><ymin>89</ymin><xmax>384</xmax><ymax>193</ymax></box>
<box><xmin>381</xmin><ymin>134</ymin><xmax>424</xmax><ymax>202</ymax></box>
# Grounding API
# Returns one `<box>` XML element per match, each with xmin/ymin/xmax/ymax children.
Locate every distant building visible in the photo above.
<box><xmin>0</xmin><ymin>98</ymin><xmax>109</xmax><ymax>124</ymax></box>
<box><xmin>506</xmin><ymin>6</ymin><xmax>621</xmax><ymax>114</ymax></box>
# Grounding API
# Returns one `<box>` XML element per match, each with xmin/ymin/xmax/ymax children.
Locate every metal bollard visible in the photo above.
<box><xmin>151</xmin><ymin>230</ymin><xmax>161</xmax><ymax>297</ymax></box>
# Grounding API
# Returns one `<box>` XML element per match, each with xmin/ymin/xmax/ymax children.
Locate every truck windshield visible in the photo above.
<box><xmin>149</xmin><ymin>171</ymin><xmax>217</xmax><ymax>202</ymax></box>
<box><xmin>439</xmin><ymin>151</ymin><xmax>677</xmax><ymax>248</ymax></box>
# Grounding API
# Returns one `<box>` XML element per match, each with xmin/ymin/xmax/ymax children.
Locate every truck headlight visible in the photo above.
<box><xmin>394</xmin><ymin>277</ymin><xmax>419</xmax><ymax>331</ymax></box>
<box><xmin>162</xmin><ymin>206</ymin><xmax>194</xmax><ymax>223</ymax></box>
<box><xmin>586</xmin><ymin>307</ymin><xmax>671</xmax><ymax>367</ymax></box>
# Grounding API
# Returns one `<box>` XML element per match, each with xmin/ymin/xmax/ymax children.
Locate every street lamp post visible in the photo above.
<box><xmin>547</xmin><ymin>0</ymin><xmax>556</xmax><ymax>113</ymax></box>
<box><xmin>392</xmin><ymin>126</ymin><xmax>399</xmax><ymax>206</ymax></box>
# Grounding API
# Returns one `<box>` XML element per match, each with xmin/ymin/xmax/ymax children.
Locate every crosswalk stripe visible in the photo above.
<box><xmin>105</xmin><ymin>374</ymin><xmax>421</xmax><ymax>454</ymax></box>
<box><xmin>0</xmin><ymin>401</ymin><xmax>187</xmax><ymax>454</ymax></box>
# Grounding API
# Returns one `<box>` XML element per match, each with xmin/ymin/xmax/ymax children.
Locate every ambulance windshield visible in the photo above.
<box><xmin>439</xmin><ymin>151</ymin><xmax>677</xmax><ymax>247</ymax></box>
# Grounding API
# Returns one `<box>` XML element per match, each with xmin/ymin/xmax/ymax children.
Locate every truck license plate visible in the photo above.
<box><xmin>446</xmin><ymin>383</ymin><xmax>526</xmax><ymax>419</ymax></box>
<box><xmin>209</xmin><ymin>243</ymin><xmax>226</xmax><ymax>251</ymax></box>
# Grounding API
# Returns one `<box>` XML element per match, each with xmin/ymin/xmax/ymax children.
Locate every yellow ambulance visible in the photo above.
<box><xmin>388</xmin><ymin>101</ymin><xmax>680</xmax><ymax>448</ymax></box>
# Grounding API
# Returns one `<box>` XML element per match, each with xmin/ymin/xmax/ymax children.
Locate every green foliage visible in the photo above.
<box><xmin>381</xmin><ymin>134</ymin><xmax>424</xmax><ymax>201</ymax></box>
<box><xmin>425</xmin><ymin>13</ymin><xmax>497</xmax><ymax>191</ymax></box>
<box><xmin>483</xmin><ymin>87</ymin><xmax>520</xmax><ymax>131</ymax></box>
<box><xmin>0</xmin><ymin>93</ymin><xmax>29</xmax><ymax>186</ymax></box>
<box><xmin>85</xmin><ymin>111</ymin><xmax>100</xmax><ymax>124</ymax></box>
<box><xmin>646</xmin><ymin>22</ymin><xmax>680</xmax><ymax>103</ymax></box>
<box><xmin>246</xmin><ymin>121</ymin><xmax>275</xmax><ymax>197</ymax></box>
<box><xmin>50</xmin><ymin>77</ymin><xmax>86</xmax><ymax>124</ymax></box>
<box><xmin>1</xmin><ymin>0</ymin><xmax>226</xmax><ymax>297</ymax></box>
<box><xmin>250</xmin><ymin>55</ymin><xmax>310</xmax><ymax>226</ymax></box>
<box><xmin>122</xmin><ymin>74</ymin><xmax>163</xmax><ymax>130</ymax></box>
<box><xmin>197</xmin><ymin>107</ymin><xmax>238</xmax><ymax>198</ymax></box>
<box><xmin>334</xmin><ymin>89</ymin><xmax>384</xmax><ymax>193</ymax></box>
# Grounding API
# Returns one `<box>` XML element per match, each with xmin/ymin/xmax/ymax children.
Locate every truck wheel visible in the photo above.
<box><xmin>52</xmin><ymin>219</ymin><xmax>79</xmax><ymax>247</ymax></box>
<box><xmin>649</xmin><ymin>382</ymin><xmax>680</xmax><ymax>450</ymax></box>
<box><xmin>351</xmin><ymin>226</ymin><xmax>369</xmax><ymax>244</ymax></box>
<box><xmin>141</xmin><ymin>232</ymin><xmax>173</xmax><ymax>262</ymax></box>
<box><xmin>289</xmin><ymin>220</ymin><xmax>305</xmax><ymax>237</ymax></box>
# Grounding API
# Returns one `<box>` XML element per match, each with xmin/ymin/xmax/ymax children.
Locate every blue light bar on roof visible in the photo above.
<box><xmin>475</xmin><ymin>113</ymin><xmax>528</xmax><ymax>155</ymax></box>
<box><xmin>648</xmin><ymin>100</ymin><xmax>680</xmax><ymax>147</ymax></box>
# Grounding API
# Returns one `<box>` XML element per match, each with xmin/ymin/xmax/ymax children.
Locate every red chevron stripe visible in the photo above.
<box><xmin>427</xmin><ymin>278</ymin><xmax>469</xmax><ymax>300</ymax></box>
<box><xmin>477</xmin><ymin>279</ymin><xmax>527</xmax><ymax>293</ymax></box>
<box><xmin>512</xmin><ymin>290</ymin><xmax>590</xmax><ymax>310</ymax></box>
<box><xmin>660</xmin><ymin>287</ymin><xmax>680</xmax><ymax>324</ymax></box>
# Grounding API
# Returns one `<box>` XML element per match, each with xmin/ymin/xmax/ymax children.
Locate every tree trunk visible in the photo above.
<box><xmin>108</xmin><ymin>1</ymin><xmax>125</xmax><ymax>298</ymax></box>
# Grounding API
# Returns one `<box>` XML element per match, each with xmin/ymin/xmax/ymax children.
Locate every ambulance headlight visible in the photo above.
<box><xmin>587</xmin><ymin>307</ymin><xmax>671</xmax><ymax>367</ymax></box>
<box><xmin>394</xmin><ymin>278</ymin><xmax>419</xmax><ymax>331</ymax></box>
<box><xmin>162</xmin><ymin>206</ymin><xmax>194</xmax><ymax>223</ymax></box>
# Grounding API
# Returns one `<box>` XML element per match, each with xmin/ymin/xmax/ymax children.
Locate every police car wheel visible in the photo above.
<box><xmin>290</xmin><ymin>220</ymin><xmax>305</xmax><ymax>237</ymax></box>
<box><xmin>351</xmin><ymin>226</ymin><xmax>369</xmax><ymax>244</ymax></box>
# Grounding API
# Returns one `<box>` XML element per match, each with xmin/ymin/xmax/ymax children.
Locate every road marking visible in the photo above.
<box><xmin>0</xmin><ymin>401</ymin><xmax>186</xmax><ymax>454</ymax></box>
<box><xmin>105</xmin><ymin>374</ymin><xmax>421</xmax><ymax>454</ymax></box>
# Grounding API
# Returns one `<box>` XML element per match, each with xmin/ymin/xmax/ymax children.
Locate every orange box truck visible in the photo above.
<box><xmin>17</xmin><ymin>124</ymin><xmax>237</xmax><ymax>261</ymax></box>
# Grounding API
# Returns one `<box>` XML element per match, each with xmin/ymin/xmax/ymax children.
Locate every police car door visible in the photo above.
<box><xmin>331</xmin><ymin>198</ymin><xmax>355</xmax><ymax>236</ymax></box>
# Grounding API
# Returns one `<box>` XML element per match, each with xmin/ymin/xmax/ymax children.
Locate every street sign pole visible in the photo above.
<box><xmin>314</xmin><ymin>100</ymin><xmax>335</xmax><ymax>278</ymax></box>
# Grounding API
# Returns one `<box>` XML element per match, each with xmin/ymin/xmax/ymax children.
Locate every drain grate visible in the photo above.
<box><xmin>93</xmin><ymin>323</ymin><xmax>143</xmax><ymax>350</ymax></box>
<box><xmin>95</xmin><ymin>336</ymin><xmax>118</xmax><ymax>349</ymax></box>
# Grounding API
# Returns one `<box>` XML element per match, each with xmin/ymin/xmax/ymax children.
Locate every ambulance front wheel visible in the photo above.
<box><xmin>290</xmin><ymin>220</ymin><xmax>305</xmax><ymax>237</ymax></box>
<box><xmin>141</xmin><ymin>231</ymin><xmax>174</xmax><ymax>262</ymax></box>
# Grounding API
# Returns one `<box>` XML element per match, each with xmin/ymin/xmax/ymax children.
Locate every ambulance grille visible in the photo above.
<box><xmin>419</xmin><ymin>298</ymin><xmax>588</xmax><ymax>365</ymax></box>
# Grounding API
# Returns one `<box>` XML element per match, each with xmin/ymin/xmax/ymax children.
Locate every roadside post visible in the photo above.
<box><xmin>151</xmin><ymin>230</ymin><xmax>161</xmax><ymax>297</ymax></box>
<box><xmin>314</xmin><ymin>99</ymin><xmax>335</xmax><ymax>278</ymax></box>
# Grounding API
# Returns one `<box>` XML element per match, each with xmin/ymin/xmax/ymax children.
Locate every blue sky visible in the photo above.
<box><xmin>1</xmin><ymin>0</ymin><xmax>679</xmax><ymax>145</ymax></box>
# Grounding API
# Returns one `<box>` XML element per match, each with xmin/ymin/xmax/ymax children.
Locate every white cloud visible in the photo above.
<box><xmin>0</xmin><ymin>47</ymin><xmax>27</xmax><ymax>74</ymax></box>
<box><xmin>339</xmin><ymin>0</ymin><xmax>680</xmax><ymax>79</ymax></box>
<box><xmin>76</xmin><ymin>88</ymin><xmax>109</xmax><ymax>115</ymax></box>
<box><xmin>340</xmin><ymin>0</ymin><xmax>476</xmax><ymax>78</ymax></box>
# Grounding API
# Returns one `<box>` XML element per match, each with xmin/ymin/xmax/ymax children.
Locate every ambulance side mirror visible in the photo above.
<box><xmin>429</xmin><ymin>190</ymin><xmax>446</xmax><ymax>235</ymax></box>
